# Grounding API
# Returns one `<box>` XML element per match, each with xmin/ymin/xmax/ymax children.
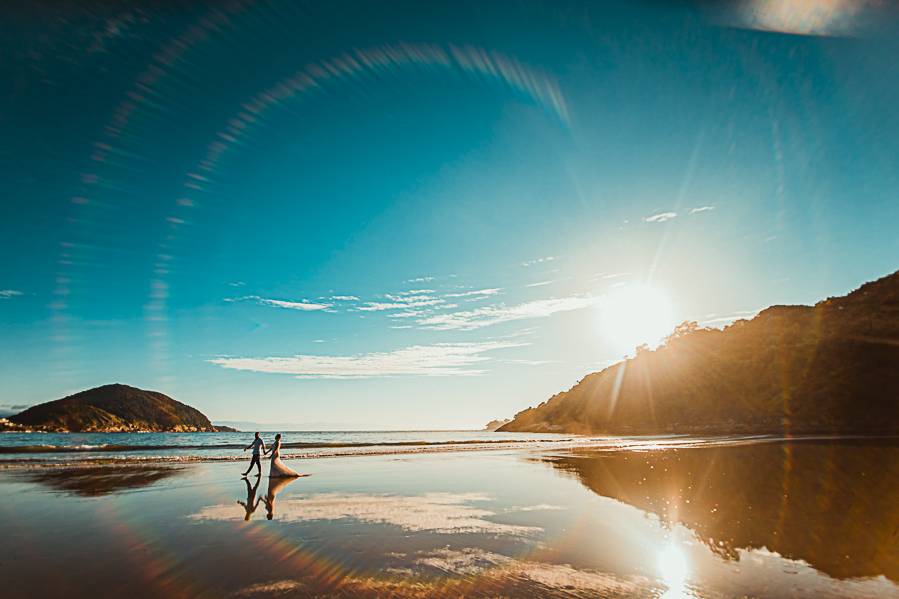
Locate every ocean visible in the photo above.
<box><xmin>0</xmin><ymin>429</ymin><xmax>863</xmax><ymax>466</ymax></box>
<box><xmin>2</xmin><ymin>435</ymin><xmax>897</xmax><ymax>598</ymax></box>
<box><xmin>0</xmin><ymin>430</ymin><xmax>579</xmax><ymax>464</ymax></box>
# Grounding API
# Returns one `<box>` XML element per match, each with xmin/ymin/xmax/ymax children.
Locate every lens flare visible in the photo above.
<box><xmin>658</xmin><ymin>543</ymin><xmax>692</xmax><ymax>599</ymax></box>
<box><xmin>146</xmin><ymin>41</ymin><xmax>570</xmax><ymax>363</ymax></box>
<box><xmin>598</xmin><ymin>284</ymin><xmax>677</xmax><ymax>355</ymax></box>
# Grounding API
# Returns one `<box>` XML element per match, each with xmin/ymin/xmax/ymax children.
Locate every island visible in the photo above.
<box><xmin>500</xmin><ymin>270</ymin><xmax>899</xmax><ymax>435</ymax></box>
<box><xmin>1</xmin><ymin>383</ymin><xmax>229</xmax><ymax>433</ymax></box>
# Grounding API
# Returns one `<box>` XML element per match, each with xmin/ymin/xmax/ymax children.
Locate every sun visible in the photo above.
<box><xmin>598</xmin><ymin>283</ymin><xmax>677</xmax><ymax>355</ymax></box>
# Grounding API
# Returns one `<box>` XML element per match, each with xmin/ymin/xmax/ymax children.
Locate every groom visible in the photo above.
<box><xmin>242</xmin><ymin>432</ymin><xmax>266</xmax><ymax>477</ymax></box>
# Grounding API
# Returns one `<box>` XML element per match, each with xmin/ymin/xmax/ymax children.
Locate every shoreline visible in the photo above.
<box><xmin>3</xmin><ymin>434</ymin><xmax>898</xmax><ymax>598</ymax></box>
<box><xmin>3</xmin><ymin>432</ymin><xmax>897</xmax><ymax>470</ymax></box>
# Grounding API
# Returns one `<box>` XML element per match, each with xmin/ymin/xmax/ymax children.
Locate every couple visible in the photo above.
<box><xmin>242</xmin><ymin>432</ymin><xmax>301</xmax><ymax>478</ymax></box>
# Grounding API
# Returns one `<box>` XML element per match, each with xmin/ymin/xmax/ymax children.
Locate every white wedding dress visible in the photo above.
<box><xmin>269</xmin><ymin>440</ymin><xmax>300</xmax><ymax>478</ymax></box>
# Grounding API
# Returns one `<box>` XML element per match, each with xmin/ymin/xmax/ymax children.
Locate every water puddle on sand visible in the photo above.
<box><xmin>1</xmin><ymin>440</ymin><xmax>897</xmax><ymax>598</ymax></box>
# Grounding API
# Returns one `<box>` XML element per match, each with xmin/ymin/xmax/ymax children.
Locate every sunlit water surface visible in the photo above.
<box><xmin>1</xmin><ymin>438</ymin><xmax>897</xmax><ymax>598</ymax></box>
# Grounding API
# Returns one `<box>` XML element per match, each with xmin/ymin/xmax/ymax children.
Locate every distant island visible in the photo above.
<box><xmin>0</xmin><ymin>384</ymin><xmax>232</xmax><ymax>433</ymax></box>
<box><xmin>500</xmin><ymin>270</ymin><xmax>899</xmax><ymax>435</ymax></box>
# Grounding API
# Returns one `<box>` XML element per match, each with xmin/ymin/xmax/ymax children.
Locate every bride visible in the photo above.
<box><xmin>265</xmin><ymin>433</ymin><xmax>301</xmax><ymax>478</ymax></box>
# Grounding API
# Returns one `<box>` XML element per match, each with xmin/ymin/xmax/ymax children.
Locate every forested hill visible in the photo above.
<box><xmin>7</xmin><ymin>384</ymin><xmax>218</xmax><ymax>432</ymax></box>
<box><xmin>499</xmin><ymin>270</ymin><xmax>899</xmax><ymax>435</ymax></box>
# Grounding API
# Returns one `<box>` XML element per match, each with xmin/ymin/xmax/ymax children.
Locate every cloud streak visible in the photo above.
<box><xmin>521</xmin><ymin>256</ymin><xmax>556</xmax><ymax>267</ymax></box>
<box><xmin>228</xmin><ymin>295</ymin><xmax>332</xmax><ymax>311</ymax></box>
<box><xmin>444</xmin><ymin>288</ymin><xmax>502</xmax><ymax>298</ymax></box>
<box><xmin>417</xmin><ymin>296</ymin><xmax>597</xmax><ymax>331</ymax></box>
<box><xmin>356</xmin><ymin>293</ymin><xmax>445</xmax><ymax>312</ymax></box>
<box><xmin>644</xmin><ymin>211</ymin><xmax>677</xmax><ymax>223</ymax></box>
<box><xmin>690</xmin><ymin>205</ymin><xmax>715</xmax><ymax>214</ymax></box>
<box><xmin>209</xmin><ymin>340</ymin><xmax>523</xmax><ymax>378</ymax></box>
<box><xmin>0</xmin><ymin>290</ymin><xmax>23</xmax><ymax>299</ymax></box>
<box><xmin>700</xmin><ymin>308</ymin><xmax>763</xmax><ymax>328</ymax></box>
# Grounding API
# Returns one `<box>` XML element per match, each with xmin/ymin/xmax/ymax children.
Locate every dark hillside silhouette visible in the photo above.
<box><xmin>501</xmin><ymin>270</ymin><xmax>899</xmax><ymax>434</ymax></box>
<box><xmin>8</xmin><ymin>383</ymin><xmax>218</xmax><ymax>432</ymax></box>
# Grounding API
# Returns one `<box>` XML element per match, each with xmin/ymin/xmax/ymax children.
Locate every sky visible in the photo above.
<box><xmin>1</xmin><ymin>0</ymin><xmax>898</xmax><ymax>428</ymax></box>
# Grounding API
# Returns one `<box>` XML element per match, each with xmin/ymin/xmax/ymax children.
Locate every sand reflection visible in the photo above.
<box><xmin>192</xmin><ymin>491</ymin><xmax>551</xmax><ymax>535</ymax></box>
<box><xmin>230</xmin><ymin>547</ymin><xmax>657</xmax><ymax>598</ymax></box>
<box><xmin>543</xmin><ymin>440</ymin><xmax>899</xmax><ymax>584</ymax></box>
<box><xmin>19</xmin><ymin>465</ymin><xmax>183</xmax><ymax>496</ymax></box>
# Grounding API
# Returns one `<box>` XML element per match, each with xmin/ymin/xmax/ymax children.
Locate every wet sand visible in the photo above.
<box><xmin>1</xmin><ymin>440</ymin><xmax>898</xmax><ymax>598</ymax></box>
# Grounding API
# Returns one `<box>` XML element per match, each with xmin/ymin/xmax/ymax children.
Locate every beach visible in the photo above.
<box><xmin>2</xmin><ymin>436</ymin><xmax>897</xmax><ymax>598</ymax></box>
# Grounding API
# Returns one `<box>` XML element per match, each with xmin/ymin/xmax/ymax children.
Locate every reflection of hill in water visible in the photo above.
<box><xmin>543</xmin><ymin>439</ymin><xmax>899</xmax><ymax>582</ymax></box>
<box><xmin>22</xmin><ymin>465</ymin><xmax>183</xmax><ymax>496</ymax></box>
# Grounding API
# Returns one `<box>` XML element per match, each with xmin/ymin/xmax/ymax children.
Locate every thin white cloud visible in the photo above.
<box><xmin>503</xmin><ymin>358</ymin><xmax>556</xmax><ymax>366</ymax></box>
<box><xmin>209</xmin><ymin>340</ymin><xmax>523</xmax><ymax>378</ymax></box>
<box><xmin>405</xmin><ymin>276</ymin><xmax>435</xmax><ymax>283</ymax></box>
<box><xmin>330</xmin><ymin>295</ymin><xmax>359</xmax><ymax>301</ymax></box>
<box><xmin>225</xmin><ymin>295</ymin><xmax>332</xmax><ymax>311</ymax></box>
<box><xmin>444</xmin><ymin>288</ymin><xmax>502</xmax><ymax>298</ymax></box>
<box><xmin>356</xmin><ymin>295</ymin><xmax>444</xmax><ymax>312</ymax></box>
<box><xmin>417</xmin><ymin>296</ymin><xmax>597</xmax><ymax>331</ymax></box>
<box><xmin>700</xmin><ymin>308</ymin><xmax>763</xmax><ymax>328</ymax></box>
<box><xmin>690</xmin><ymin>205</ymin><xmax>715</xmax><ymax>214</ymax></box>
<box><xmin>644</xmin><ymin>211</ymin><xmax>677</xmax><ymax>223</ymax></box>
<box><xmin>387</xmin><ymin>311</ymin><xmax>424</xmax><ymax>319</ymax></box>
<box><xmin>259</xmin><ymin>298</ymin><xmax>332</xmax><ymax>311</ymax></box>
<box><xmin>0</xmin><ymin>290</ymin><xmax>23</xmax><ymax>299</ymax></box>
<box><xmin>525</xmin><ymin>280</ymin><xmax>553</xmax><ymax>288</ymax></box>
<box><xmin>521</xmin><ymin>256</ymin><xmax>556</xmax><ymax>267</ymax></box>
<box><xmin>397</xmin><ymin>289</ymin><xmax>434</xmax><ymax>295</ymax></box>
<box><xmin>355</xmin><ymin>291</ymin><xmax>447</xmax><ymax>312</ymax></box>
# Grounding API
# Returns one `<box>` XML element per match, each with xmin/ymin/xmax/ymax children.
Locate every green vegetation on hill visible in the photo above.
<box><xmin>8</xmin><ymin>383</ymin><xmax>218</xmax><ymax>432</ymax></box>
<box><xmin>500</xmin><ymin>270</ymin><xmax>899</xmax><ymax>435</ymax></box>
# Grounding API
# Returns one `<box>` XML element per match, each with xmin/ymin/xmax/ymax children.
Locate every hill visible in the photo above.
<box><xmin>7</xmin><ymin>384</ymin><xmax>220</xmax><ymax>432</ymax></box>
<box><xmin>500</xmin><ymin>270</ymin><xmax>899</xmax><ymax>435</ymax></box>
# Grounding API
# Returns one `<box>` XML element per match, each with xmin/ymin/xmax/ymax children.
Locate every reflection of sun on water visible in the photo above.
<box><xmin>599</xmin><ymin>284</ymin><xmax>677</xmax><ymax>355</ymax></box>
<box><xmin>658</xmin><ymin>543</ymin><xmax>693</xmax><ymax>599</ymax></box>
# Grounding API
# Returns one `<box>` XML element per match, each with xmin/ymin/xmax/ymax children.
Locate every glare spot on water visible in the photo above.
<box><xmin>658</xmin><ymin>543</ymin><xmax>693</xmax><ymax>599</ymax></box>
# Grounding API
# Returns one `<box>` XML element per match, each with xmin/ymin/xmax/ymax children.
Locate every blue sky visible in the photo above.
<box><xmin>1</xmin><ymin>1</ymin><xmax>897</xmax><ymax>428</ymax></box>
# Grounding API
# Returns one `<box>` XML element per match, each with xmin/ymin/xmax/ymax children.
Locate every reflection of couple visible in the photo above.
<box><xmin>242</xmin><ymin>432</ymin><xmax>301</xmax><ymax>478</ymax></box>
<box><xmin>238</xmin><ymin>474</ymin><xmax>295</xmax><ymax>521</ymax></box>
